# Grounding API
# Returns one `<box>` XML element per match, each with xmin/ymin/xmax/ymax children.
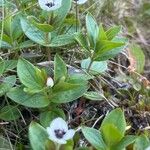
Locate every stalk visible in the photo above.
<box><xmin>75</xmin><ymin>2</ymin><xmax>79</xmax><ymax>32</ymax></box>
<box><xmin>45</xmin><ymin>13</ymin><xmax>53</xmax><ymax>61</ymax></box>
<box><xmin>87</xmin><ymin>58</ymin><xmax>93</xmax><ymax>73</ymax></box>
<box><xmin>55</xmin><ymin>144</ymin><xmax>61</xmax><ymax>150</ymax></box>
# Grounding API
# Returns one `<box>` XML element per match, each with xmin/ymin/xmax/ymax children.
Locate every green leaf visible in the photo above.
<box><xmin>0</xmin><ymin>60</ymin><xmax>17</xmax><ymax>75</ymax></box>
<box><xmin>0</xmin><ymin>60</ymin><xmax>5</xmax><ymax>75</ymax></box>
<box><xmin>81</xmin><ymin>58</ymin><xmax>107</xmax><ymax>74</ymax></box>
<box><xmin>45</xmin><ymin>140</ymin><xmax>55</xmax><ymax>150</ymax></box>
<box><xmin>53</xmin><ymin>80</ymin><xmax>79</xmax><ymax>92</ymax></box>
<box><xmin>94</xmin><ymin>47</ymin><xmax>124</xmax><ymax>61</ymax></box>
<box><xmin>18</xmin><ymin>40</ymin><xmax>35</xmax><ymax>49</ymax></box>
<box><xmin>0</xmin><ymin>75</ymin><xmax>16</xmax><ymax>96</ymax></box>
<box><xmin>0</xmin><ymin>136</ymin><xmax>13</xmax><ymax>150</ymax></box>
<box><xmin>0</xmin><ymin>33</ymin><xmax>13</xmax><ymax>49</ymax></box>
<box><xmin>106</xmin><ymin>26</ymin><xmax>121</xmax><ymax>40</ymax></box>
<box><xmin>75</xmin><ymin>33</ymin><xmax>90</xmax><ymax>51</ymax></box>
<box><xmin>100</xmin><ymin>108</ymin><xmax>126</xmax><ymax>136</ymax></box>
<box><xmin>51</xmin><ymin>77</ymin><xmax>88</xmax><ymax>103</ymax></box>
<box><xmin>60</xmin><ymin>140</ymin><xmax>74</xmax><ymax>150</ymax></box>
<box><xmin>0</xmin><ymin>105</ymin><xmax>20</xmax><ymax>121</ymax></box>
<box><xmin>3</xmin><ymin>60</ymin><xmax>17</xmax><ymax>73</ymax></box>
<box><xmin>3</xmin><ymin>75</ymin><xmax>16</xmax><ymax>86</ymax></box>
<box><xmin>129</xmin><ymin>43</ymin><xmax>145</xmax><ymax>73</ymax></box>
<box><xmin>114</xmin><ymin>135</ymin><xmax>137</xmax><ymax>150</ymax></box>
<box><xmin>0</xmin><ymin>83</ymin><xmax>11</xmax><ymax>97</ymax></box>
<box><xmin>17</xmin><ymin>58</ymin><xmax>46</xmax><ymax>91</ymax></box>
<box><xmin>40</xmin><ymin>108</ymin><xmax>65</xmax><ymax>127</ymax></box>
<box><xmin>53</xmin><ymin>0</ymin><xmax>72</xmax><ymax>26</ymax></box>
<box><xmin>95</xmin><ymin>40</ymin><xmax>125</xmax><ymax>56</ymax></box>
<box><xmin>83</xmin><ymin>91</ymin><xmax>104</xmax><ymax>101</ymax></box>
<box><xmin>0</xmin><ymin>40</ymin><xmax>12</xmax><ymax>49</ymax></box>
<box><xmin>11</xmin><ymin>15</ymin><xmax>23</xmax><ymax>40</ymax></box>
<box><xmin>86</xmin><ymin>13</ymin><xmax>99</xmax><ymax>48</ymax></box>
<box><xmin>20</xmin><ymin>17</ymin><xmax>51</xmax><ymax>46</ymax></box>
<box><xmin>69</xmin><ymin>73</ymin><xmax>94</xmax><ymax>81</ymax></box>
<box><xmin>50</xmin><ymin>34</ymin><xmax>75</xmax><ymax>47</ymax></box>
<box><xmin>3</xmin><ymin>15</ymin><xmax>12</xmax><ymax>36</ymax></box>
<box><xmin>64</xmin><ymin>15</ymin><xmax>77</xmax><ymax>25</ymax></box>
<box><xmin>29</xmin><ymin>122</ymin><xmax>48</xmax><ymax>150</ymax></box>
<box><xmin>101</xmin><ymin>123</ymin><xmax>123</xmax><ymax>147</ymax></box>
<box><xmin>7</xmin><ymin>87</ymin><xmax>49</xmax><ymax>108</ymax></box>
<box><xmin>51</xmin><ymin>85</ymin><xmax>88</xmax><ymax>103</ymax></box>
<box><xmin>134</xmin><ymin>135</ymin><xmax>150</xmax><ymax>150</ymax></box>
<box><xmin>27</xmin><ymin>16</ymin><xmax>54</xmax><ymax>32</ymax></box>
<box><xmin>99</xmin><ymin>24</ymin><xmax>107</xmax><ymax>40</ymax></box>
<box><xmin>54</xmin><ymin>54</ymin><xmax>67</xmax><ymax>82</ymax></box>
<box><xmin>1</xmin><ymin>34</ymin><xmax>12</xmax><ymax>45</ymax></box>
<box><xmin>94</xmin><ymin>39</ymin><xmax>126</xmax><ymax>61</ymax></box>
<box><xmin>82</xmin><ymin>126</ymin><xmax>106</xmax><ymax>150</ymax></box>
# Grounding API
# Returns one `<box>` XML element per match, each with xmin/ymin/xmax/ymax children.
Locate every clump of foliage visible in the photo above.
<box><xmin>0</xmin><ymin>0</ymin><xmax>150</xmax><ymax>150</ymax></box>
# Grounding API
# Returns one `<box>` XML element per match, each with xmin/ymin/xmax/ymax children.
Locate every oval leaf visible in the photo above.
<box><xmin>29</xmin><ymin>122</ymin><xmax>48</xmax><ymax>150</ymax></box>
<box><xmin>82</xmin><ymin>126</ymin><xmax>106</xmax><ymax>150</ymax></box>
<box><xmin>0</xmin><ymin>105</ymin><xmax>20</xmax><ymax>121</ymax></box>
<box><xmin>17</xmin><ymin>58</ymin><xmax>46</xmax><ymax>91</ymax></box>
<box><xmin>20</xmin><ymin>17</ymin><xmax>51</xmax><ymax>46</ymax></box>
<box><xmin>100</xmin><ymin>108</ymin><xmax>126</xmax><ymax>136</ymax></box>
<box><xmin>7</xmin><ymin>87</ymin><xmax>49</xmax><ymax>108</ymax></box>
<box><xmin>54</xmin><ymin>54</ymin><xmax>67</xmax><ymax>82</ymax></box>
<box><xmin>81</xmin><ymin>58</ymin><xmax>108</xmax><ymax>74</ymax></box>
<box><xmin>40</xmin><ymin>108</ymin><xmax>65</xmax><ymax>127</ymax></box>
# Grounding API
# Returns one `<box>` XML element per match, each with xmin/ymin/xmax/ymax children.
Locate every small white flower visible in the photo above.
<box><xmin>38</xmin><ymin>0</ymin><xmax>62</xmax><ymax>11</ymax></box>
<box><xmin>74</xmin><ymin>0</ymin><xmax>88</xmax><ymax>5</ymax></box>
<box><xmin>46</xmin><ymin>77</ymin><xmax>54</xmax><ymax>87</ymax></box>
<box><xmin>47</xmin><ymin>118</ymin><xmax>75</xmax><ymax>144</ymax></box>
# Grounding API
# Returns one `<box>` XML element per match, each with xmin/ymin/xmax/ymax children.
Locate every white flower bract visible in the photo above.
<box><xmin>145</xmin><ymin>146</ymin><xmax>150</xmax><ymax>150</ymax></box>
<box><xmin>74</xmin><ymin>0</ymin><xmax>88</xmax><ymax>5</ymax></box>
<box><xmin>38</xmin><ymin>0</ymin><xmax>62</xmax><ymax>11</ymax></box>
<box><xmin>46</xmin><ymin>118</ymin><xmax>75</xmax><ymax>144</ymax></box>
<box><xmin>46</xmin><ymin>77</ymin><xmax>54</xmax><ymax>87</ymax></box>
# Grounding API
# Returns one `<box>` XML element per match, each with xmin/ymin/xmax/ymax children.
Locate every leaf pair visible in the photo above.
<box><xmin>7</xmin><ymin>55</ymin><xmax>88</xmax><ymax>107</ymax></box>
<box><xmin>19</xmin><ymin>0</ymin><xmax>75</xmax><ymax>47</ymax></box>
<box><xmin>0</xmin><ymin>14</ymin><xmax>23</xmax><ymax>49</ymax></box>
<box><xmin>82</xmin><ymin>108</ymin><xmax>137</xmax><ymax>150</ymax></box>
<box><xmin>76</xmin><ymin>13</ymin><xmax>126</xmax><ymax>62</ymax></box>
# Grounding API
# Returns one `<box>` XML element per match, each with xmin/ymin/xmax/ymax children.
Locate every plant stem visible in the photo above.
<box><xmin>45</xmin><ymin>32</ymin><xmax>49</xmax><ymax>44</ymax></box>
<box><xmin>55</xmin><ymin>144</ymin><xmax>61</xmax><ymax>150</ymax></box>
<box><xmin>87</xmin><ymin>58</ymin><xmax>93</xmax><ymax>73</ymax></box>
<box><xmin>0</xmin><ymin>0</ymin><xmax>4</xmax><ymax>49</ymax></box>
<box><xmin>45</xmin><ymin>13</ymin><xmax>53</xmax><ymax>61</ymax></box>
<box><xmin>45</xmin><ymin>33</ymin><xmax>51</xmax><ymax>61</ymax></box>
<box><xmin>75</xmin><ymin>2</ymin><xmax>78</xmax><ymax>32</ymax></box>
<box><xmin>47</xmin><ymin>47</ymin><xmax>51</xmax><ymax>61</ymax></box>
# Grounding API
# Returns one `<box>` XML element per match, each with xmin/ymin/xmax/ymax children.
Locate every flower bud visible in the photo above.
<box><xmin>46</xmin><ymin>77</ymin><xmax>54</xmax><ymax>87</ymax></box>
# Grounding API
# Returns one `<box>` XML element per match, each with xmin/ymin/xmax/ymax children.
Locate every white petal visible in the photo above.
<box><xmin>47</xmin><ymin>127</ymin><xmax>56</xmax><ymax>140</ymax></box>
<box><xmin>38</xmin><ymin>0</ymin><xmax>62</xmax><ymax>11</ymax></box>
<box><xmin>55</xmin><ymin>139</ymin><xmax>67</xmax><ymax>144</ymax></box>
<box><xmin>74</xmin><ymin>0</ymin><xmax>88</xmax><ymax>5</ymax></box>
<box><xmin>49</xmin><ymin>117</ymin><xmax>68</xmax><ymax>131</ymax></box>
<box><xmin>38</xmin><ymin>0</ymin><xmax>49</xmax><ymax>11</ymax></box>
<box><xmin>145</xmin><ymin>146</ymin><xmax>150</xmax><ymax>150</ymax></box>
<box><xmin>48</xmin><ymin>135</ymin><xmax>67</xmax><ymax>144</ymax></box>
<box><xmin>63</xmin><ymin>129</ymin><xmax>75</xmax><ymax>140</ymax></box>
